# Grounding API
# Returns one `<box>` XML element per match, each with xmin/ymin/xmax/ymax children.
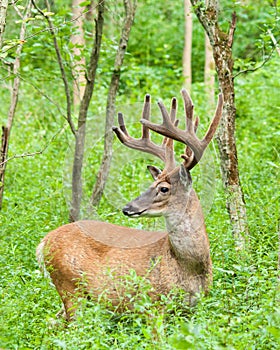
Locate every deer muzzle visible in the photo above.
<box><xmin>122</xmin><ymin>205</ymin><xmax>146</xmax><ymax>217</ymax></box>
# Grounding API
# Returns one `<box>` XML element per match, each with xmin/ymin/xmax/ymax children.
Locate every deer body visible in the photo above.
<box><xmin>37</xmin><ymin>89</ymin><xmax>223</xmax><ymax>320</ymax></box>
<box><xmin>37</xmin><ymin>221</ymin><xmax>170</xmax><ymax>312</ymax></box>
<box><xmin>38</xmin><ymin>186</ymin><xmax>211</xmax><ymax>318</ymax></box>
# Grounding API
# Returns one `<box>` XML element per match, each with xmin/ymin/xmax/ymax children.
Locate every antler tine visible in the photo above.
<box><xmin>112</xmin><ymin>96</ymin><xmax>166</xmax><ymax>162</ymax></box>
<box><xmin>140</xmin><ymin>90</ymin><xmax>224</xmax><ymax>171</ymax></box>
<box><xmin>141</xmin><ymin>98</ymin><xmax>202</xmax><ymax>160</ymax></box>
<box><xmin>194</xmin><ymin>115</ymin><xmax>199</xmax><ymax>133</ymax></box>
<box><xmin>182</xmin><ymin>116</ymin><xmax>200</xmax><ymax>167</ymax></box>
<box><xmin>203</xmin><ymin>93</ymin><xmax>223</xmax><ymax>144</ymax></box>
<box><xmin>170</xmin><ymin>97</ymin><xmax>177</xmax><ymax>123</ymax></box>
<box><xmin>181</xmin><ymin>88</ymin><xmax>199</xmax><ymax>166</ymax></box>
<box><xmin>162</xmin><ymin>97</ymin><xmax>178</xmax><ymax>172</ymax></box>
<box><xmin>184</xmin><ymin>94</ymin><xmax>223</xmax><ymax>170</ymax></box>
<box><xmin>181</xmin><ymin>88</ymin><xmax>194</xmax><ymax>132</ymax></box>
<box><xmin>162</xmin><ymin>97</ymin><xmax>177</xmax><ymax>147</ymax></box>
<box><xmin>112</xmin><ymin>113</ymin><xmax>129</xmax><ymax>142</ymax></box>
<box><xmin>141</xmin><ymin>94</ymin><xmax>151</xmax><ymax>140</ymax></box>
<box><xmin>118</xmin><ymin>112</ymin><xmax>129</xmax><ymax>135</ymax></box>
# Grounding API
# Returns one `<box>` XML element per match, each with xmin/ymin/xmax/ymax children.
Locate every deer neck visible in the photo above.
<box><xmin>164</xmin><ymin>189</ymin><xmax>209</xmax><ymax>266</ymax></box>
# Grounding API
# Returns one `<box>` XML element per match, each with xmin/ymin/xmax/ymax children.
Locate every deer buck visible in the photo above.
<box><xmin>37</xmin><ymin>89</ymin><xmax>223</xmax><ymax>320</ymax></box>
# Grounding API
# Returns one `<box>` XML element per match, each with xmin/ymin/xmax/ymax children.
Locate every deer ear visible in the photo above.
<box><xmin>179</xmin><ymin>164</ymin><xmax>192</xmax><ymax>189</ymax></box>
<box><xmin>147</xmin><ymin>165</ymin><xmax>162</xmax><ymax>180</ymax></box>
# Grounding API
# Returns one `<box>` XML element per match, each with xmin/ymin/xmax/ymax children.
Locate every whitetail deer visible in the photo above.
<box><xmin>37</xmin><ymin>89</ymin><xmax>223</xmax><ymax>320</ymax></box>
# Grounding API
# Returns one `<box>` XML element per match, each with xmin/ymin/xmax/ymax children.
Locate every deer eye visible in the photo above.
<box><xmin>160</xmin><ymin>187</ymin><xmax>169</xmax><ymax>193</ymax></box>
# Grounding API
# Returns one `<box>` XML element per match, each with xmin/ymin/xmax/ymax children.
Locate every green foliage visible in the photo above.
<box><xmin>1</xmin><ymin>57</ymin><xmax>279</xmax><ymax>347</ymax></box>
<box><xmin>0</xmin><ymin>1</ymin><xmax>279</xmax><ymax>349</ymax></box>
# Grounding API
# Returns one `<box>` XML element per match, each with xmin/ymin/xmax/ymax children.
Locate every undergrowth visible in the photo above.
<box><xmin>0</xmin><ymin>58</ymin><xmax>279</xmax><ymax>349</ymax></box>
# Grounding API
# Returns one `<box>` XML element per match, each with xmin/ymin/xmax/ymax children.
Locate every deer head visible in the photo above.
<box><xmin>113</xmin><ymin>89</ymin><xmax>223</xmax><ymax>222</ymax></box>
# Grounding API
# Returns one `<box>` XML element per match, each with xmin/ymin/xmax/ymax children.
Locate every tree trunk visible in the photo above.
<box><xmin>0</xmin><ymin>0</ymin><xmax>8</xmax><ymax>48</ymax></box>
<box><xmin>183</xmin><ymin>0</ymin><xmax>192</xmax><ymax>89</ymax></box>
<box><xmin>90</xmin><ymin>0</ymin><xmax>137</xmax><ymax>207</ymax></box>
<box><xmin>191</xmin><ymin>0</ymin><xmax>249</xmax><ymax>248</ymax></box>
<box><xmin>71</xmin><ymin>0</ymin><xmax>86</xmax><ymax>107</ymax></box>
<box><xmin>0</xmin><ymin>1</ymin><xmax>32</xmax><ymax>209</ymax></box>
<box><xmin>70</xmin><ymin>0</ymin><xmax>105</xmax><ymax>222</ymax></box>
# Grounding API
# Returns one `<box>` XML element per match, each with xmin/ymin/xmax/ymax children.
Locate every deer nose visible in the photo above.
<box><xmin>122</xmin><ymin>205</ymin><xmax>132</xmax><ymax>216</ymax></box>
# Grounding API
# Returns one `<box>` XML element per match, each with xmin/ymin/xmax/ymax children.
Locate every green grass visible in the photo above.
<box><xmin>0</xmin><ymin>58</ymin><xmax>279</xmax><ymax>349</ymax></box>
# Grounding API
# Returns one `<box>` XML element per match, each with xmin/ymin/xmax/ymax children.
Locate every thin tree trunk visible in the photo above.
<box><xmin>0</xmin><ymin>0</ymin><xmax>8</xmax><ymax>48</ymax></box>
<box><xmin>0</xmin><ymin>1</ymin><xmax>32</xmax><ymax>209</ymax></box>
<box><xmin>71</xmin><ymin>0</ymin><xmax>86</xmax><ymax>107</ymax></box>
<box><xmin>191</xmin><ymin>0</ymin><xmax>249</xmax><ymax>248</ymax></box>
<box><xmin>0</xmin><ymin>0</ymin><xmax>11</xmax><ymax>207</ymax></box>
<box><xmin>269</xmin><ymin>29</ymin><xmax>280</xmax><ymax>277</ymax></box>
<box><xmin>91</xmin><ymin>0</ymin><xmax>137</xmax><ymax>207</ymax></box>
<box><xmin>70</xmin><ymin>0</ymin><xmax>105</xmax><ymax>221</ymax></box>
<box><xmin>183</xmin><ymin>0</ymin><xmax>192</xmax><ymax>89</ymax></box>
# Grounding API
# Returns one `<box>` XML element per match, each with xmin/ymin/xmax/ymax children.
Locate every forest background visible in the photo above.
<box><xmin>0</xmin><ymin>0</ymin><xmax>279</xmax><ymax>349</ymax></box>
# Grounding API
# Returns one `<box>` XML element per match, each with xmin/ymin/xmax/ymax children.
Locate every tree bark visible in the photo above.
<box><xmin>0</xmin><ymin>1</ymin><xmax>32</xmax><ymax>209</ymax></box>
<box><xmin>190</xmin><ymin>0</ymin><xmax>249</xmax><ymax>248</ymax></box>
<box><xmin>204</xmin><ymin>31</ymin><xmax>215</xmax><ymax>106</ymax></box>
<box><xmin>183</xmin><ymin>0</ymin><xmax>192</xmax><ymax>89</ymax></box>
<box><xmin>70</xmin><ymin>0</ymin><xmax>105</xmax><ymax>221</ymax></box>
<box><xmin>90</xmin><ymin>0</ymin><xmax>137</xmax><ymax>207</ymax></box>
<box><xmin>71</xmin><ymin>0</ymin><xmax>86</xmax><ymax>107</ymax></box>
<box><xmin>0</xmin><ymin>0</ymin><xmax>8</xmax><ymax>48</ymax></box>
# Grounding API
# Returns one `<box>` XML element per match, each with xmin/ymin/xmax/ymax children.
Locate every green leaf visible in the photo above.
<box><xmin>79</xmin><ymin>1</ymin><xmax>91</xmax><ymax>7</ymax></box>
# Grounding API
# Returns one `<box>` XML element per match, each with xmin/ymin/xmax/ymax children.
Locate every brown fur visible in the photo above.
<box><xmin>38</xmin><ymin>221</ymin><xmax>175</xmax><ymax>318</ymax></box>
<box><xmin>37</xmin><ymin>183</ymin><xmax>212</xmax><ymax>320</ymax></box>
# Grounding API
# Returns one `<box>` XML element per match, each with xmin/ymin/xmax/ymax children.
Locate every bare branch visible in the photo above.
<box><xmin>233</xmin><ymin>48</ymin><xmax>276</xmax><ymax>78</ymax></box>
<box><xmin>0</xmin><ymin>125</ymin><xmax>67</xmax><ymax>167</ymax></box>
<box><xmin>12</xmin><ymin>2</ymin><xmax>24</xmax><ymax>19</ymax></box>
<box><xmin>0</xmin><ymin>151</ymin><xmax>46</xmax><ymax>165</ymax></box>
